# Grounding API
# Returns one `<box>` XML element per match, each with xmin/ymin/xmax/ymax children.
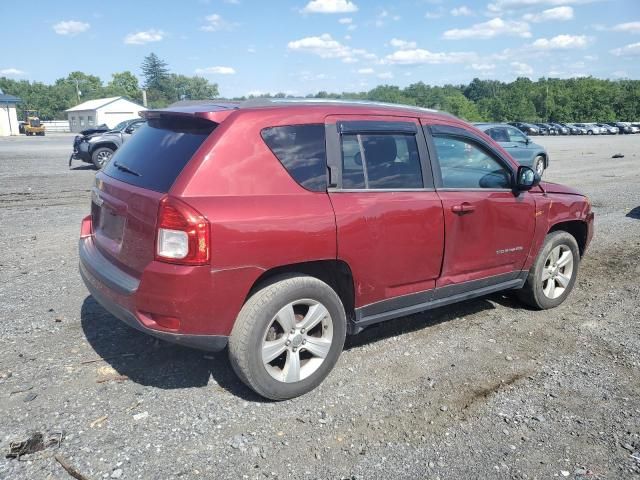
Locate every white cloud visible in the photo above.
<box><xmin>611</xmin><ymin>42</ymin><xmax>640</xmax><ymax>57</ymax></box>
<box><xmin>611</xmin><ymin>22</ymin><xmax>640</xmax><ymax>34</ymax></box>
<box><xmin>302</xmin><ymin>0</ymin><xmax>358</xmax><ymax>14</ymax></box>
<box><xmin>471</xmin><ymin>63</ymin><xmax>495</xmax><ymax>71</ymax></box>
<box><xmin>247</xmin><ymin>47</ymin><xmax>256</xmax><ymax>53</ymax></box>
<box><xmin>390</xmin><ymin>38</ymin><xmax>417</xmax><ymax>49</ymax></box>
<box><xmin>443</xmin><ymin>18</ymin><xmax>531</xmax><ymax>39</ymax></box>
<box><xmin>377</xmin><ymin>72</ymin><xmax>394</xmax><ymax>79</ymax></box>
<box><xmin>523</xmin><ymin>6</ymin><xmax>573</xmax><ymax>22</ymax></box>
<box><xmin>195</xmin><ymin>66</ymin><xmax>236</xmax><ymax>75</ymax></box>
<box><xmin>511</xmin><ymin>61</ymin><xmax>533</xmax><ymax>75</ymax></box>
<box><xmin>347</xmin><ymin>24</ymin><xmax>357</xmax><ymax>31</ymax></box>
<box><xmin>488</xmin><ymin>0</ymin><xmax>599</xmax><ymax>13</ymax></box>
<box><xmin>0</xmin><ymin>68</ymin><xmax>25</xmax><ymax>76</ymax></box>
<box><xmin>531</xmin><ymin>34</ymin><xmax>589</xmax><ymax>50</ymax></box>
<box><xmin>338</xmin><ymin>17</ymin><xmax>352</xmax><ymax>24</ymax></box>
<box><xmin>124</xmin><ymin>29</ymin><xmax>164</xmax><ymax>45</ymax></box>
<box><xmin>385</xmin><ymin>48</ymin><xmax>475</xmax><ymax>64</ymax></box>
<box><xmin>357</xmin><ymin>68</ymin><xmax>374</xmax><ymax>74</ymax></box>
<box><xmin>451</xmin><ymin>6</ymin><xmax>473</xmax><ymax>16</ymax></box>
<box><xmin>53</xmin><ymin>20</ymin><xmax>90</xmax><ymax>36</ymax></box>
<box><xmin>201</xmin><ymin>14</ymin><xmax>236</xmax><ymax>31</ymax></box>
<box><xmin>287</xmin><ymin>33</ymin><xmax>374</xmax><ymax>62</ymax></box>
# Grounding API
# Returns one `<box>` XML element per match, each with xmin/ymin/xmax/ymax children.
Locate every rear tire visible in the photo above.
<box><xmin>517</xmin><ymin>231</ymin><xmax>580</xmax><ymax>310</ymax></box>
<box><xmin>228</xmin><ymin>275</ymin><xmax>346</xmax><ymax>400</ymax></box>
<box><xmin>91</xmin><ymin>147</ymin><xmax>114</xmax><ymax>169</ymax></box>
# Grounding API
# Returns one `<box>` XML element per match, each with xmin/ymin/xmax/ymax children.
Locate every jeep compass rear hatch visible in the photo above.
<box><xmin>92</xmin><ymin>114</ymin><xmax>216</xmax><ymax>275</ymax></box>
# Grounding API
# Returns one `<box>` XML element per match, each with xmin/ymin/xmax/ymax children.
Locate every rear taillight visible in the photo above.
<box><xmin>80</xmin><ymin>214</ymin><xmax>92</xmax><ymax>238</ymax></box>
<box><xmin>155</xmin><ymin>196</ymin><xmax>210</xmax><ymax>266</ymax></box>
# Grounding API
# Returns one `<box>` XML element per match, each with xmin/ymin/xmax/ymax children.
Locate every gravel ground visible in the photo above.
<box><xmin>0</xmin><ymin>133</ymin><xmax>639</xmax><ymax>480</ymax></box>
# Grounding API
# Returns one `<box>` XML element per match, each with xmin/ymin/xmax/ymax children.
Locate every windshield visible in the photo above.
<box><xmin>112</xmin><ymin>120</ymin><xmax>130</xmax><ymax>131</ymax></box>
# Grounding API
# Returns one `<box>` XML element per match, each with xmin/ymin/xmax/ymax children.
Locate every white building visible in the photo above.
<box><xmin>0</xmin><ymin>91</ymin><xmax>21</xmax><ymax>137</ymax></box>
<box><xmin>65</xmin><ymin>97</ymin><xmax>146</xmax><ymax>133</ymax></box>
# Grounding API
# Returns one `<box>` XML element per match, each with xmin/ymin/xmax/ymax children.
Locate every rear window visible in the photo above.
<box><xmin>103</xmin><ymin>116</ymin><xmax>215</xmax><ymax>193</ymax></box>
<box><xmin>261</xmin><ymin>124</ymin><xmax>327</xmax><ymax>192</ymax></box>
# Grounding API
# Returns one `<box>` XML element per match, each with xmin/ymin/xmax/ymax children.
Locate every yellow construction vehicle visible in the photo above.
<box><xmin>22</xmin><ymin>110</ymin><xmax>45</xmax><ymax>136</ymax></box>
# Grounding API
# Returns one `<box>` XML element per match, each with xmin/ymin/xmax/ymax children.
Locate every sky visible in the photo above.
<box><xmin>0</xmin><ymin>0</ymin><xmax>639</xmax><ymax>98</ymax></box>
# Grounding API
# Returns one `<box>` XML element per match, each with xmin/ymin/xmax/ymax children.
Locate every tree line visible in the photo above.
<box><xmin>0</xmin><ymin>53</ymin><xmax>218</xmax><ymax>120</ymax></box>
<box><xmin>1</xmin><ymin>53</ymin><xmax>639</xmax><ymax>123</ymax></box>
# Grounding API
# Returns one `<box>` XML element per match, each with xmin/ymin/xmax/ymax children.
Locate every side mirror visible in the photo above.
<box><xmin>516</xmin><ymin>166</ymin><xmax>539</xmax><ymax>191</ymax></box>
<box><xmin>124</xmin><ymin>127</ymin><xmax>134</xmax><ymax>134</ymax></box>
<box><xmin>524</xmin><ymin>137</ymin><xmax>531</xmax><ymax>145</ymax></box>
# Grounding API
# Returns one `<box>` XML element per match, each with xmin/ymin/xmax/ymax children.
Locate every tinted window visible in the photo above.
<box><xmin>261</xmin><ymin>125</ymin><xmax>327</xmax><ymax>192</ymax></box>
<box><xmin>433</xmin><ymin>136</ymin><xmax>511</xmax><ymax>189</ymax></box>
<box><xmin>340</xmin><ymin>133</ymin><xmax>423</xmax><ymax>189</ymax></box>
<box><xmin>103</xmin><ymin>116</ymin><xmax>215</xmax><ymax>193</ymax></box>
<box><xmin>486</xmin><ymin>127</ymin><xmax>509</xmax><ymax>143</ymax></box>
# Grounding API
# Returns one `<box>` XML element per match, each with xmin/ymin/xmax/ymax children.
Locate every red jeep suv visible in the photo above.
<box><xmin>79</xmin><ymin>100</ymin><xmax>594</xmax><ymax>400</ymax></box>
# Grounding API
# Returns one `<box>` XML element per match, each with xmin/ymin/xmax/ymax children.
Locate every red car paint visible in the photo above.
<box><xmin>79</xmin><ymin>101</ymin><xmax>594</xmax><ymax>350</ymax></box>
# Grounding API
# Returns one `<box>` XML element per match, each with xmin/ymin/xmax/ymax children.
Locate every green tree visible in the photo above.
<box><xmin>141</xmin><ymin>53</ymin><xmax>170</xmax><ymax>90</ymax></box>
<box><xmin>106</xmin><ymin>71</ymin><xmax>141</xmax><ymax>101</ymax></box>
<box><xmin>166</xmin><ymin>74</ymin><xmax>218</xmax><ymax>101</ymax></box>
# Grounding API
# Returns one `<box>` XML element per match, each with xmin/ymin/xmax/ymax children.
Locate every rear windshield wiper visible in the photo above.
<box><xmin>113</xmin><ymin>161</ymin><xmax>142</xmax><ymax>177</ymax></box>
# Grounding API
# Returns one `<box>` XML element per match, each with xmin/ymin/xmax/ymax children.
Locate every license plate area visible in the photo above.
<box><xmin>98</xmin><ymin>206</ymin><xmax>125</xmax><ymax>244</ymax></box>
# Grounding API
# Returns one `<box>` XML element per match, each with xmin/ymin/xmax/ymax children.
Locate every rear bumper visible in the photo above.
<box><xmin>79</xmin><ymin>236</ymin><xmax>228</xmax><ymax>352</ymax></box>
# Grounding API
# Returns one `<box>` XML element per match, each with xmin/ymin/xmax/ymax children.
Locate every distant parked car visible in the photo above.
<box><xmin>556</xmin><ymin>123</ymin><xmax>580</xmax><ymax>135</ymax></box>
<box><xmin>596</xmin><ymin>123</ymin><xmax>618</xmax><ymax>135</ymax></box>
<box><xmin>539</xmin><ymin>123</ymin><xmax>559</xmax><ymax>135</ymax></box>
<box><xmin>532</xmin><ymin>123</ymin><xmax>550</xmax><ymax>135</ymax></box>
<box><xmin>475</xmin><ymin>123</ymin><xmax>548</xmax><ymax>177</ymax></box>
<box><xmin>549</xmin><ymin>123</ymin><xmax>569</xmax><ymax>135</ymax></box>
<box><xmin>508</xmin><ymin>122</ymin><xmax>540</xmax><ymax>135</ymax></box>
<box><xmin>608</xmin><ymin>122</ymin><xmax>632</xmax><ymax>134</ymax></box>
<box><xmin>566</xmin><ymin>123</ymin><xmax>587</xmax><ymax>135</ymax></box>
<box><xmin>70</xmin><ymin>118</ymin><xmax>146</xmax><ymax>169</ymax></box>
<box><xmin>573</xmin><ymin>123</ymin><xmax>601</xmax><ymax>135</ymax></box>
<box><xmin>630</xmin><ymin>122</ymin><xmax>640</xmax><ymax>133</ymax></box>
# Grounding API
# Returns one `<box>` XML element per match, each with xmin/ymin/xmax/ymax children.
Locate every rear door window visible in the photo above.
<box><xmin>261</xmin><ymin>124</ymin><xmax>327</xmax><ymax>192</ymax></box>
<box><xmin>340</xmin><ymin>133</ymin><xmax>423</xmax><ymax>189</ymax></box>
<box><xmin>103</xmin><ymin>116</ymin><xmax>215</xmax><ymax>193</ymax></box>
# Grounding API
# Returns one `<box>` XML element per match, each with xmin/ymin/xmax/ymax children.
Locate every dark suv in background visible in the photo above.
<box><xmin>79</xmin><ymin>100</ymin><xmax>593</xmax><ymax>399</ymax></box>
<box><xmin>70</xmin><ymin>118</ymin><xmax>145</xmax><ymax>169</ymax></box>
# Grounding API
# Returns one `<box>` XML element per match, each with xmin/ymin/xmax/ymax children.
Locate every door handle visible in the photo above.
<box><xmin>451</xmin><ymin>203</ymin><xmax>476</xmax><ymax>214</ymax></box>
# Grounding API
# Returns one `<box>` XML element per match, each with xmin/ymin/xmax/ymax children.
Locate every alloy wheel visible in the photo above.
<box><xmin>541</xmin><ymin>245</ymin><xmax>574</xmax><ymax>299</ymax></box>
<box><xmin>96</xmin><ymin>150</ymin><xmax>112</xmax><ymax>167</ymax></box>
<box><xmin>261</xmin><ymin>299</ymin><xmax>333</xmax><ymax>383</ymax></box>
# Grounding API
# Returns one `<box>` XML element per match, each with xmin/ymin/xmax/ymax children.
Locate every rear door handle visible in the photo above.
<box><xmin>451</xmin><ymin>203</ymin><xmax>476</xmax><ymax>214</ymax></box>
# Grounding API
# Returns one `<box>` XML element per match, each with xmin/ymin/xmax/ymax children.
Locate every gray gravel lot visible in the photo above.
<box><xmin>0</xmin><ymin>133</ymin><xmax>639</xmax><ymax>479</ymax></box>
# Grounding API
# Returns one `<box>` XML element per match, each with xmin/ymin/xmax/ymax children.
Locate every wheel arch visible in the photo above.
<box><xmin>246</xmin><ymin>260</ymin><xmax>356</xmax><ymax>327</ymax></box>
<box><xmin>548</xmin><ymin>220</ymin><xmax>588</xmax><ymax>256</ymax></box>
<box><xmin>90</xmin><ymin>142</ymin><xmax>118</xmax><ymax>154</ymax></box>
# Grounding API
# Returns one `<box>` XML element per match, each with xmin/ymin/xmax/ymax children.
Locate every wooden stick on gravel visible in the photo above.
<box><xmin>55</xmin><ymin>454</ymin><xmax>91</xmax><ymax>480</ymax></box>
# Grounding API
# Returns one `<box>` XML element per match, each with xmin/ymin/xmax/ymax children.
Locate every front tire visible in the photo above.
<box><xmin>229</xmin><ymin>275</ymin><xmax>346</xmax><ymax>400</ymax></box>
<box><xmin>517</xmin><ymin>231</ymin><xmax>580</xmax><ymax>309</ymax></box>
<box><xmin>533</xmin><ymin>155</ymin><xmax>545</xmax><ymax>177</ymax></box>
<box><xmin>91</xmin><ymin>147</ymin><xmax>114</xmax><ymax>169</ymax></box>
